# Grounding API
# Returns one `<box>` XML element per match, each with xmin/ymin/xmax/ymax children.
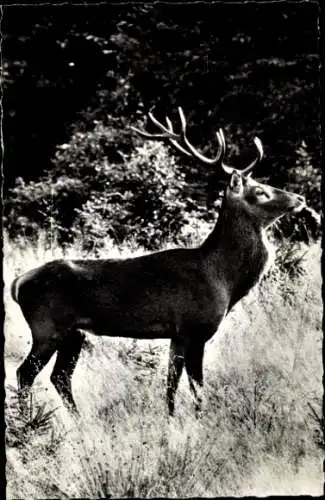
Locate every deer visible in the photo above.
<box><xmin>11</xmin><ymin>107</ymin><xmax>310</xmax><ymax>418</ymax></box>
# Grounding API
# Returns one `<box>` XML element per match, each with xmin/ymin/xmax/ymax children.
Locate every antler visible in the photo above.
<box><xmin>130</xmin><ymin>111</ymin><xmax>192</xmax><ymax>156</ymax></box>
<box><xmin>131</xmin><ymin>107</ymin><xmax>264</xmax><ymax>176</ymax></box>
<box><xmin>177</xmin><ymin>107</ymin><xmax>223</xmax><ymax>165</ymax></box>
<box><xmin>130</xmin><ymin>116</ymin><xmax>179</xmax><ymax>140</ymax></box>
<box><xmin>242</xmin><ymin>137</ymin><xmax>264</xmax><ymax>175</ymax></box>
<box><xmin>216</xmin><ymin>127</ymin><xmax>263</xmax><ymax>176</ymax></box>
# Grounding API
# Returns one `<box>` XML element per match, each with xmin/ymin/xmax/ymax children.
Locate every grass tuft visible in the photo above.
<box><xmin>4</xmin><ymin>230</ymin><xmax>323</xmax><ymax>497</ymax></box>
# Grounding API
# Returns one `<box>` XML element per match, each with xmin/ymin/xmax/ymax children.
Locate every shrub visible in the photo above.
<box><xmin>272</xmin><ymin>141</ymin><xmax>322</xmax><ymax>243</ymax></box>
<box><xmin>4</xmin><ymin>119</ymin><xmax>197</xmax><ymax>250</ymax></box>
<box><xmin>73</xmin><ymin>141</ymin><xmax>190</xmax><ymax>250</ymax></box>
<box><xmin>4</xmin><ymin>176</ymin><xmax>84</xmax><ymax>243</ymax></box>
<box><xmin>290</xmin><ymin>141</ymin><xmax>321</xmax><ymax>212</ymax></box>
<box><xmin>4</xmin><ymin>121</ymin><xmax>320</xmax><ymax>250</ymax></box>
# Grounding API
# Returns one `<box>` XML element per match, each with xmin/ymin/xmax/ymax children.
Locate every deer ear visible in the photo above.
<box><xmin>229</xmin><ymin>171</ymin><xmax>243</xmax><ymax>194</ymax></box>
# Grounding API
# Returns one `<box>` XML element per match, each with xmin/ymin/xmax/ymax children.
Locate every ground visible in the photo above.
<box><xmin>4</xmin><ymin>232</ymin><xmax>323</xmax><ymax>498</ymax></box>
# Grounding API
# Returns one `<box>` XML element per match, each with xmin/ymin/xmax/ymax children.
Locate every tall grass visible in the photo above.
<box><xmin>4</xmin><ymin>230</ymin><xmax>323</xmax><ymax>498</ymax></box>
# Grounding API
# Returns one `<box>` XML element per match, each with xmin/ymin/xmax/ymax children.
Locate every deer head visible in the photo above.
<box><xmin>131</xmin><ymin>107</ymin><xmax>306</xmax><ymax>229</ymax></box>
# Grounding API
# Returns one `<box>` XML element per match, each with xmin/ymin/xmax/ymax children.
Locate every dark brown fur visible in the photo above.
<box><xmin>12</xmin><ymin>173</ymin><xmax>305</xmax><ymax>416</ymax></box>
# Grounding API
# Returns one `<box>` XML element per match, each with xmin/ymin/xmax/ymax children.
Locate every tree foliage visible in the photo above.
<box><xmin>5</xmin><ymin>119</ymin><xmax>195</xmax><ymax>249</ymax></box>
<box><xmin>3</xmin><ymin>3</ymin><xmax>321</xmax><ymax>247</ymax></box>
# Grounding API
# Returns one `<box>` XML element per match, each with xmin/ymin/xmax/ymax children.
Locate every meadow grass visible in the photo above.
<box><xmin>4</xmin><ymin>230</ymin><xmax>323</xmax><ymax>498</ymax></box>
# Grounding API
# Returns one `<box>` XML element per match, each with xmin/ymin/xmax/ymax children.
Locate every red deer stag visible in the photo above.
<box><xmin>12</xmin><ymin>108</ymin><xmax>307</xmax><ymax>417</ymax></box>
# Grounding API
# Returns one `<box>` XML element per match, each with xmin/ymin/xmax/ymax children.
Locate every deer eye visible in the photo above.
<box><xmin>254</xmin><ymin>187</ymin><xmax>269</xmax><ymax>198</ymax></box>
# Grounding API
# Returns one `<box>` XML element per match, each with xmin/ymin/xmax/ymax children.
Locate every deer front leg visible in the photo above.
<box><xmin>166</xmin><ymin>339</ymin><xmax>184</xmax><ymax>416</ymax></box>
<box><xmin>184</xmin><ymin>340</ymin><xmax>205</xmax><ymax>418</ymax></box>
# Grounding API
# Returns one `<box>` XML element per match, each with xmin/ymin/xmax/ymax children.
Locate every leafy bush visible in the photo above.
<box><xmin>289</xmin><ymin>141</ymin><xmax>321</xmax><ymax>212</ymax></box>
<box><xmin>73</xmin><ymin>140</ymin><xmax>190</xmax><ymax>250</ymax></box>
<box><xmin>4</xmin><ymin>116</ymin><xmax>321</xmax><ymax>250</ymax></box>
<box><xmin>4</xmin><ymin>175</ymin><xmax>84</xmax><ymax>242</ymax></box>
<box><xmin>270</xmin><ymin>141</ymin><xmax>322</xmax><ymax>244</ymax></box>
<box><xmin>4</xmin><ymin>118</ymin><xmax>195</xmax><ymax>250</ymax></box>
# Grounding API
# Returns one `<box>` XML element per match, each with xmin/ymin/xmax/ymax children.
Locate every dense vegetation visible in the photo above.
<box><xmin>3</xmin><ymin>3</ymin><xmax>320</xmax><ymax>248</ymax></box>
<box><xmin>4</xmin><ymin>234</ymin><xmax>323</xmax><ymax>497</ymax></box>
<box><xmin>4</xmin><ymin>4</ymin><xmax>322</xmax><ymax>497</ymax></box>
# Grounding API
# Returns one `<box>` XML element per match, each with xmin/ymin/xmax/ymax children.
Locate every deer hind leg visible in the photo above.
<box><xmin>166</xmin><ymin>339</ymin><xmax>184</xmax><ymax>416</ymax></box>
<box><xmin>184</xmin><ymin>341</ymin><xmax>205</xmax><ymax>418</ymax></box>
<box><xmin>17</xmin><ymin>322</ymin><xmax>59</xmax><ymax>415</ymax></box>
<box><xmin>50</xmin><ymin>328</ymin><xmax>85</xmax><ymax>413</ymax></box>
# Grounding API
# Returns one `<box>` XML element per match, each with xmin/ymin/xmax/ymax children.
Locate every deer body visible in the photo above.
<box><xmin>15</xmin><ymin>249</ymin><xmax>223</xmax><ymax>341</ymax></box>
<box><xmin>12</xmin><ymin>108</ymin><xmax>307</xmax><ymax>417</ymax></box>
<box><xmin>14</xmin><ymin>193</ymin><xmax>272</xmax><ymax>343</ymax></box>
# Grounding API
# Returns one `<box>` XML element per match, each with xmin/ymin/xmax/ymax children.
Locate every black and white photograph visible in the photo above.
<box><xmin>3</xmin><ymin>2</ymin><xmax>322</xmax><ymax>497</ymax></box>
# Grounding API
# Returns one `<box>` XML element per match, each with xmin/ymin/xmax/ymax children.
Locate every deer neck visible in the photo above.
<box><xmin>201</xmin><ymin>198</ymin><xmax>270</xmax><ymax>303</ymax></box>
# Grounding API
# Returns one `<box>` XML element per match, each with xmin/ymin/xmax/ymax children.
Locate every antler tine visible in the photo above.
<box><xmin>241</xmin><ymin>136</ymin><xmax>264</xmax><ymax>175</ymax></box>
<box><xmin>178</xmin><ymin>107</ymin><xmax>223</xmax><ymax>165</ymax></box>
<box><xmin>130</xmin><ymin>111</ymin><xmax>180</xmax><ymax>140</ymax></box>
<box><xmin>217</xmin><ymin>128</ymin><xmax>226</xmax><ymax>153</ymax></box>
<box><xmin>216</xmin><ymin>128</ymin><xmax>235</xmax><ymax>175</ymax></box>
<box><xmin>254</xmin><ymin>137</ymin><xmax>264</xmax><ymax>160</ymax></box>
<box><xmin>130</xmin><ymin>126</ymin><xmax>178</xmax><ymax>139</ymax></box>
<box><xmin>165</xmin><ymin>116</ymin><xmax>192</xmax><ymax>156</ymax></box>
<box><xmin>148</xmin><ymin>112</ymin><xmax>179</xmax><ymax>138</ymax></box>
